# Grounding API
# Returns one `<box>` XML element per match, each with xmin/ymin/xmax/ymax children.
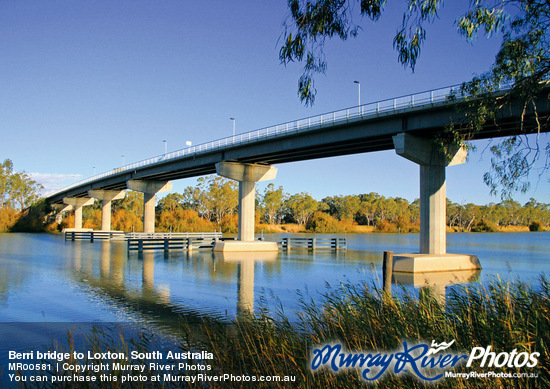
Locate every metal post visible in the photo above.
<box><xmin>383</xmin><ymin>251</ymin><xmax>393</xmax><ymax>295</ymax></box>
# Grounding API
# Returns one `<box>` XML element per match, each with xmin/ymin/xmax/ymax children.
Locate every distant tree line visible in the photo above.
<box><xmin>74</xmin><ymin>175</ymin><xmax>549</xmax><ymax>233</ymax></box>
<box><xmin>2</xmin><ymin>168</ymin><xmax>547</xmax><ymax>233</ymax></box>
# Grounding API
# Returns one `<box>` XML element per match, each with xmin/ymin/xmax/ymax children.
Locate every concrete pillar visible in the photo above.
<box><xmin>63</xmin><ymin>197</ymin><xmax>94</xmax><ymax>229</ymax></box>
<box><xmin>88</xmin><ymin>190</ymin><xmax>126</xmax><ymax>231</ymax></box>
<box><xmin>127</xmin><ymin>180</ymin><xmax>172</xmax><ymax>233</ymax></box>
<box><xmin>52</xmin><ymin>204</ymin><xmax>73</xmax><ymax>224</ymax></box>
<box><xmin>217</xmin><ymin>161</ymin><xmax>277</xmax><ymax>238</ymax></box>
<box><xmin>238</xmin><ymin>181</ymin><xmax>256</xmax><ymax>241</ymax></box>
<box><xmin>393</xmin><ymin>133</ymin><xmax>466</xmax><ymax>254</ymax></box>
<box><xmin>420</xmin><ymin>164</ymin><xmax>446</xmax><ymax>254</ymax></box>
<box><xmin>214</xmin><ymin>162</ymin><xmax>278</xmax><ymax>252</ymax></box>
<box><xmin>391</xmin><ymin>133</ymin><xmax>481</xmax><ymax>272</ymax></box>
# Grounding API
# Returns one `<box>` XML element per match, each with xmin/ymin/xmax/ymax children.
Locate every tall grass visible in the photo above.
<box><xmin>181</xmin><ymin>278</ymin><xmax>548</xmax><ymax>388</ymax></box>
<box><xmin>29</xmin><ymin>278</ymin><xmax>549</xmax><ymax>388</ymax></box>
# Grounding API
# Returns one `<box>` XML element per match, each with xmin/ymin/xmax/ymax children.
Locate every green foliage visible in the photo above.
<box><xmin>322</xmin><ymin>194</ymin><xmax>361</xmax><ymax>221</ymax></box>
<box><xmin>83</xmin><ymin>209</ymin><xmax>101</xmax><ymax>230</ymax></box>
<box><xmin>306</xmin><ymin>211</ymin><xmax>345</xmax><ymax>232</ymax></box>
<box><xmin>259</xmin><ymin>183</ymin><xmax>286</xmax><ymax>224</ymax></box>
<box><xmin>156</xmin><ymin>209</ymin><xmax>216</xmax><ymax>233</ymax></box>
<box><xmin>0</xmin><ymin>208</ymin><xmax>19</xmax><ymax>232</ymax></box>
<box><xmin>10</xmin><ymin>199</ymin><xmax>51</xmax><ymax>232</ymax></box>
<box><xmin>156</xmin><ymin>193</ymin><xmax>184</xmax><ymax>212</ymax></box>
<box><xmin>375</xmin><ymin>219</ymin><xmax>399</xmax><ymax>232</ymax></box>
<box><xmin>111</xmin><ymin>209</ymin><xmax>142</xmax><ymax>232</ymax></box>
<box><xmin>281</xmin><ymin>1</ymin><xmax>550</xmax><ymax>198</ymax></box>
<box><xmin>285</xmin><ymin>192</ymin><xmax>322</xmax><ymax>226</ymax></box>
<box><xmin>0</xmin><ymin>159</ymin><xmax>43</xmax><ymax>211</ymax></box>
<box><xmin>220</xmin><ymin>213</ymin><xmax>239</xmax><ymax>233</ymax></box>
<box><xmin>529</xmin><ymin>220</ymin><xmax>546</xmax><ymax>232</ymax></box>
<box><xmin>113</xmin><ymin>191</ymin><xmax>143</xmax><ymax>217</ymax></box>
<box><xmin>471</xmin><ymin>219</ymin><xmax>499</xmax><ymax>232</ymax></box>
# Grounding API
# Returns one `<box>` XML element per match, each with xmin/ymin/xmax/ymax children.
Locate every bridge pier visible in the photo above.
<box><xmin>88</xmin><ymin>190</ymin><xmax>126</xmax><ymax>231</ymax></box>
<box><xmin>392</xmin><ymin>133</ymin><xmax>481</xmax><ymax>272</ymax></box>
<box><xmin>213</xmin><ymin>162</ymin><xmax>278</xmax><ymax>252</ymax></box>
<box><xmin>127</xmin><ymin>180</ymin><xmax>172</xmax><ymax>233</ymax></box>
<box><xmin>63</xmin><ymin>197</ymin><xmax>95</xmax><ymax>229</ymax></box>
<box><xmin>52</xmin><ymin>204</ymin><xmax>73</xmax><ymax>224</ymax></box>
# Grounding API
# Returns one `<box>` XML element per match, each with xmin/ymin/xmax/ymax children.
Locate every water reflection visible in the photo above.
<box><xmin>0</xmin><ymin>233</ymin><xmax>548</xmax><ymax>327</ymax></box>
<box><xmin>393</xmin><ymin>269</ymin><xmax>481</xmax><ymax>304</ymax></box>
<box><xmin>215</xmin><ymin>252</ymin><xmax>278</xmax><ymax>316</ymax></box>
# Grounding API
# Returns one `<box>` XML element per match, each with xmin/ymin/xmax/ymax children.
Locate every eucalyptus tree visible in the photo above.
<box><xmin>285</xmin><ymin>192</ymin><xmax>323</xmax><ymax>226</ymax></box>
<box><xmin>280</xmin><ymin>0</ymin><xmax>550</xmax><ymax>198</ymax></box>
<box><xmin>260</xmin><ymin>183</ymin><xmax>287</xmax><ymax>224</ymax></box>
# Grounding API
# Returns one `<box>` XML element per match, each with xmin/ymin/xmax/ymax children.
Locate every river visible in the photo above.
<box><xmin>0</xmin><ymin>231</ymin><xmax>548</xmax><ymax>325</ymax></box>
<box><xmin>0</xmin><ymin>231</ymin><xmax>548</xmax><ymax>384</ymax></box>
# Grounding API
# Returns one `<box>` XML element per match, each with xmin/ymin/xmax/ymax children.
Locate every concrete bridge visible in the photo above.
<box><xmin>46</xmin><ymin>83</ymin><xmax>550</xmax><ymax>272</ymax></box>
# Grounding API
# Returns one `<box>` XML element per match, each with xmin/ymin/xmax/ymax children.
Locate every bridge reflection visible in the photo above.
<box><xmin>66</xmin><ymin>242</ymin><xmax>283</xmax><ymax>333</ymax></box>
<box><xmin>393</xmin><ymin>269</ymin><xmax>481</xmax><ymax>304</ymax></box>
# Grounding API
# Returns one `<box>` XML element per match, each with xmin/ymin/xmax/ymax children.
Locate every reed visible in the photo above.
<box><xmin>33</xmin><ymin>277</ymin><xmax>549</xmax><ymax>388</ymax></box>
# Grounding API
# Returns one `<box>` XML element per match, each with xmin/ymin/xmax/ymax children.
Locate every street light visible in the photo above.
<box><xmin>230</xmin><ymin>117</ymin><xmax>235</xmax><ymax>136</ymax></box>
<box><xmin>121</xmin><ymin>155</ymin><xmax>125</xmax><ymax>165</ymax></box>
<box><xmin>163</xmin><ymin>140</ymin><xmax>167</xmax><ymax>154</ymax></box>
<box><xmin>93</xmin><ymin>167</ymin><xmax>96</xmax><ymax>175</ymax></box>
<box><xmin>354</xmin><ymin>80</ymin><xmax>361</xmax><ymax>107</ymax></box>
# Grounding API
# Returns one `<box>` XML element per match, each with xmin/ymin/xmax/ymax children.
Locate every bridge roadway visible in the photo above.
<box><xmin>47</xmin><ymin>83</ymin><xmax>549</xmax><ymax>271</ymax></box>
<box><xmin>46</xmin><ymin>84</ymin><xmax>549</xmax><ymax>204</ymax></box>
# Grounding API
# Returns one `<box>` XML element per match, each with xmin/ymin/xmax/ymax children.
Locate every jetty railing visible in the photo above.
<box><xmin>64</xmin><ymin>230</ymin><xmax>125</xmax><ymax>242</ymax></box>
<box><xmin>127</xmin><ymin>232</ymin><xmax>225</xmax><ymax>252</ymax></box>
<box><xmin>280</xmin><ymin>237</ymin><xmax>347</xmax><ymax>251</ymax></box>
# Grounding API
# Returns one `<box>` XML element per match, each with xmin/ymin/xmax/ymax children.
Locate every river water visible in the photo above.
<box><xmin>0</xmin><ymin>232</ymin><xmax>548</xmax><ymax>325</ymax></box>
<box><xmin>0</xmin><ymin>232</ymin><xmax>548</xmax><ymax>385</ymax></box>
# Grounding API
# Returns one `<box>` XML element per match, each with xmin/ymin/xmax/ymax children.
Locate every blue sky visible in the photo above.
<box><xmin>1</xmin><ymin>0</ymin><xmax>548</xmax><ymax>205</ymax></box>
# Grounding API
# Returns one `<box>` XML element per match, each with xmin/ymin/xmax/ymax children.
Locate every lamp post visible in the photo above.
<box><xmin>354</xmin><ymin>80</ymin><xmax>361</xmax><ymax>107</ymax></box>
<box><xmin>230</xmin><ymin>118</ymin><xmax>235</xmax><ymax>136</ymax></box>
<box><xmin>163</xmin><ymin>140</ymin><xmax>167</xmax><ymax>155</ymax></box>
<box><xmin>121</xmin><ymin>155</ymin><xmax>125</xmax><ymax>165</ymax></box>
<box><xmin>93</xmin><ymin>167</ymin><xmax>96</xmax><ymax>175</ymax></box>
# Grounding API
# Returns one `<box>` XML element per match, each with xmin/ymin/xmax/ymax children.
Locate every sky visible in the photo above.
<box><xmin>1</xmin><ymin>0</ymin><xmax>548</xmax><ymax>206</ymax></box>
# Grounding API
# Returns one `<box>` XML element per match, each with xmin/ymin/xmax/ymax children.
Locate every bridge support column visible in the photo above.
<box><xmin>63</xmin><ymin>197</ymin><xmax>95</xmax><ymax>229</ymax></box>
<box><xmin>88</xmin><ymin>190</ymin><xmax>126</xmax><ymax>231</ymax></box>
<box><xmin>52</xmin><ymin>204</ymin><xmax>73</xmax><ymax>224</ymax></box>
<box><xmin>127</xmin><ymin>180</ymin><xmax>172</xmax><ymax>233</ymax></box>
<box><xmin>213</xmin><ymin>162</ymin><xmax>278</xmax><ymax>252</ymax></box>
<box><xmin>391</xmin><ymin>133</ymin><xmax>481</xmax><ymax>272</ymax></box>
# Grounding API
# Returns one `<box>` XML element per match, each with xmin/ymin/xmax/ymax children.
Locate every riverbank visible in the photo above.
<box><xmin>257</xmin><ymin>223</ymin><xmax>536</xmax><ymax>234</ymax></box>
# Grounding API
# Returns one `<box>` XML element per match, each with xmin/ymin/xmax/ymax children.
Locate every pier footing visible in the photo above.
<box><xmin>393</xmin><ymin>253</ymin><xmax>481</xmax><ymax>273</ymax></box>
<box><xmin>213</xmin><ymin>241</ymin><xmax>279</xmax><ymax>252</ymax></box>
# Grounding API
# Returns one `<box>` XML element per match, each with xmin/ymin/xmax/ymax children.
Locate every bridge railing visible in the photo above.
<box><xmin>45</xmin><ymin>82</ymin><xmax>509</xmax><ymax>198</ymax></box>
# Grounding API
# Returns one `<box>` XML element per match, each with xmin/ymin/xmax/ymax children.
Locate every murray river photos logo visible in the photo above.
<box><xmin>310</xmin><ymin>340</ymin><xmax>540</xmax><ymax>383</ymax></box>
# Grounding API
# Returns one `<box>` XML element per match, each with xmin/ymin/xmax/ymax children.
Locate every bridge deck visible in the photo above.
<box><xmin>46</xmin><ymin>83</ymin><xmax>549</xmax><ymax>204</ymax></box>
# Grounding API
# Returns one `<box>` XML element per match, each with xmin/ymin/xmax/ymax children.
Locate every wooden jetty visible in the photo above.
<box><xmin>280</xmin><ymin>237</ymin><xmax>346</xmax><ymax>251</ymax></box>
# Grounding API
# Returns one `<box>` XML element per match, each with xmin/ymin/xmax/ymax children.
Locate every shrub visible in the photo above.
<box><xmin>471</xmin><ymin>219</ymin><xmax>499</xmax><ymax>232</ymax></box>
<box><xmin>306</xmin><ymin>212</ymin><xmax>344</xmax><ymax>233</ymax></box>
<box><xmin>0</xmin><ymin>208</ymin><xmax>20</xmax><ymax>232</ymax></box>
<box><xmin>220</xmin><ymin>213</ymin><xmax>238</xmax><ymax>233</ymax></box>
<box><xmin>157</xmin><ymin>209</ymin><xmax>216</xmax><ymax>232</ymax></box>
<box><xmin>375</xmin><ymin>220</ymin><xmax>399</xmax><ymax>233</ymax></box>
<box><xmin>529</xmin><ymin>220</ymin><xmax>546</xmax><ymax>232</ymax></box>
